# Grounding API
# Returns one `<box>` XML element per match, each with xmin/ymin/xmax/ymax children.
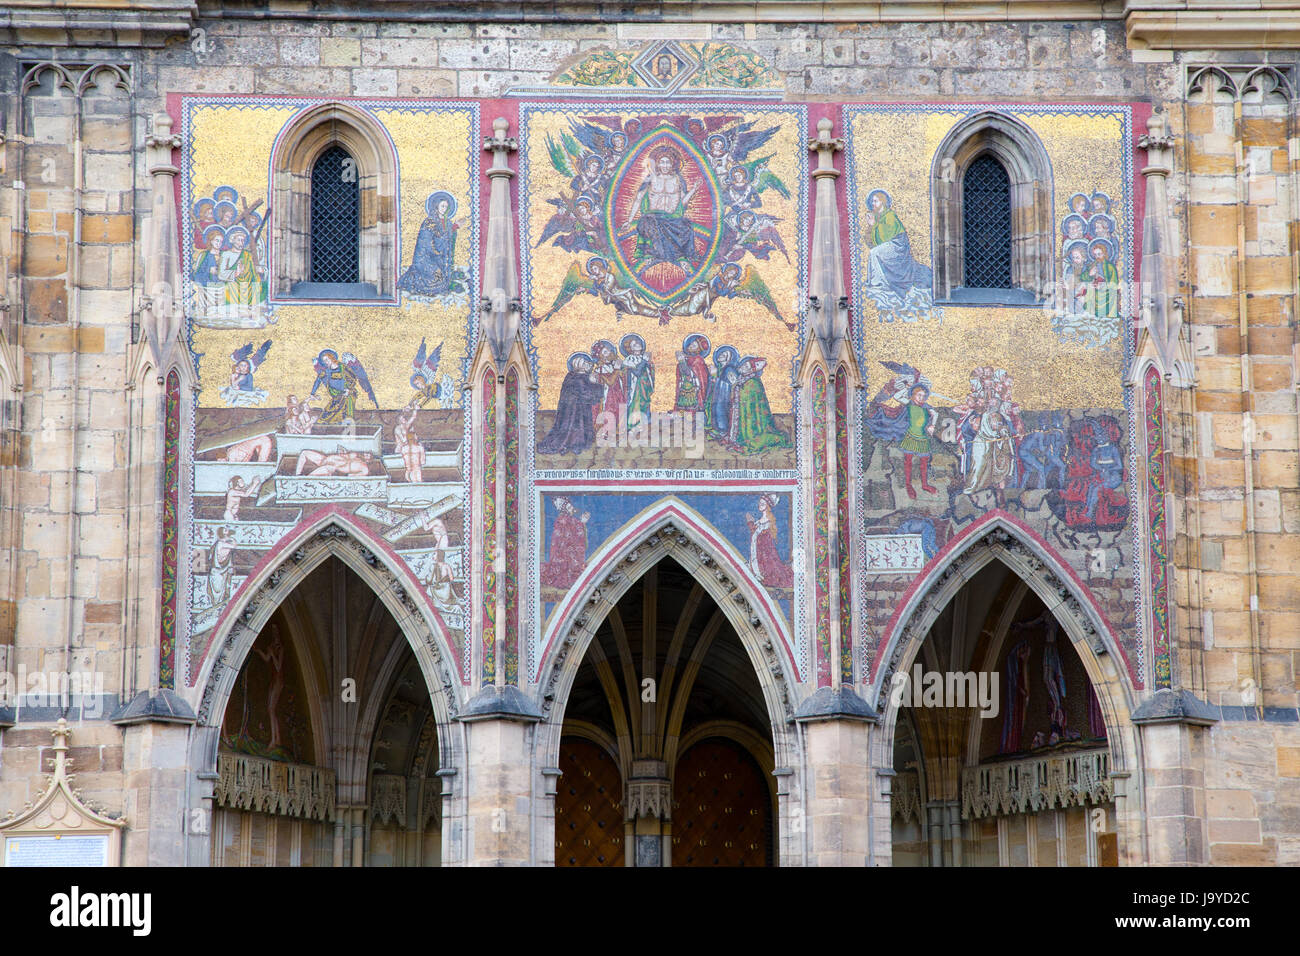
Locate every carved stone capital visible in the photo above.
<box><xmin>807</xmin><ymin>136</ymin><xmax>845</xmax><ymax>153</ymax></box>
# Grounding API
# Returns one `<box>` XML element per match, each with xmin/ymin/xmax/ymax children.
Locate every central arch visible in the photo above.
<box><xmin>185</xmin><ymin>511</ymin><xmax>466</xmax><ymax>866</ymax></box>
<box><xmin>533</xmin><ymin>498</ymin><xmax>803</xmax><ymax>866</ymax></box>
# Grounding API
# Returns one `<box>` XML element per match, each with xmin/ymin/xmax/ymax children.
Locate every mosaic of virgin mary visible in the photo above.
<box><xmin>398</xmin><ymin>190</ymin><xmax>469</xmax><ymax>303</ymax></box>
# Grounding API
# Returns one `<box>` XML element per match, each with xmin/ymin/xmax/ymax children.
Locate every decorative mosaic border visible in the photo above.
<box><xmin>1144</xmin><ymin>365</ymin><xmax>1171</xmax><ymax>688</ymax></box>
<box><xmin>811</xmin><ymin>368</ymin><xmax>831</xmax><ymax>687</ymax></box>
<box><xmin>160</xmin><ymin>370</ymin><xmax>181</xmax><ymax>689</ymax></box>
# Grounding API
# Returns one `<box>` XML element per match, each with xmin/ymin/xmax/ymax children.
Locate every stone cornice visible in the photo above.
<box><xmin>1126</xmin><ymin>7</ymin><xmax>1300</xmax><ymax>49</ymax></box>
<box><xmin>195</xmin><ymin>0</ymin><xmax>1126</xmax><ymax>22</ymax></box>
<box><xmin>2</xmin><ymin>0</ymin><xmax>1295</xmax><ymax>52</ymax></box>
<box><xmin>0</xmin><ymin>0</ymin><xmax>198</xmax><ymax>48</ymax></box>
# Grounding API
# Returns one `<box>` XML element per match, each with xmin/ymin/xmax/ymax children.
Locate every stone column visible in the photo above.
<box><xmin>1131</xmin><ymin>689</ymin><xmax>1217</xmax><ymax>865</ymax></box>
<box><xmin>112</xmin><ymin>700</ymin><xmax>195</xmax><ymax>867</ymax></box>
<box><xmin>458</xmin><ymin>693</ymin><xmax>540</xmax><ymax>865</ymax></box>
<box><xmin>626</xmin><ymin>759</ymin><xmax>672</xmax><ymax>866</ymax></box>
<box><xmin>796</xmin><ymin>700</ymin><xmax>875</xmax><ymax>867</ymax></box>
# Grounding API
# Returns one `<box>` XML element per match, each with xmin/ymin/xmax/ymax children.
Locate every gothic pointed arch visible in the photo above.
<box><xmin>536</xmin><ymin>498</ymin><xmax>802</xmax><ymax>775</ymax></box>
<box><xmin>270</xmin><ymin>102</ymin><xmax>399</xmax><ymax>299</ymax></box>
<box><xmin>931</xmin><ymin>110</ymin><xmax>1054</xmax><ymax>304</ymax></box>
<box><xmin>191</xmin><ymin>511</ymin><xmax>463</xmax><ymax>754</ymax></box>
<box><xmin>873</xmin><ymin>511</ymin><xmax>1137</xmax><ymax>775</ymax></box>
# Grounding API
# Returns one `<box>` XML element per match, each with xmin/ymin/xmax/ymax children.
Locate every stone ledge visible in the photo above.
<box><xmin>195</xmin><ymin>0</ymin><xmax>1125</xmax><ymax>22</ymax></box>
<box><xmin>109</xmin><ymin>689</ymin><xmax>197</xmax><ymax>726</ymax></box>
<box><xmin>794</xmin><ymin>685</ymin><xmax>878</xmax><ymax>723</ymax></box>
<box><xmin>1131</xmin><ymin>688</ymin><xmax>1220</xmax><ymax>726</ymax></box>
<box><xmin>0</xmin><ymin>1</ymin><xmax>197</xmax><ymax>47</ymax></box>
<box><xmin>1127</xmin><ymin>10</ymin><xmax>1300</xmax><ymax>49</ymax></box>
<box><xmin>457</xmin><ymin>684</ymin><xmax>544</xmax><ymax>723</ymax></box>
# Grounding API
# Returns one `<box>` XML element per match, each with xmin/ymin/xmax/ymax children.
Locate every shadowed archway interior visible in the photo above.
<box><xmin>211</xmin><ymin>556</ymin><xmax>442</xmax><ymax>866</ymax></box>
<box><xmin>556</xmin><ymin>556</ymin><xmax>776</xmax><ymax>867</ymax></box>
<box><xmin>890</xmin><ymin>558</ymin><xmax>1114</xmax><ymax>867</ymax></box>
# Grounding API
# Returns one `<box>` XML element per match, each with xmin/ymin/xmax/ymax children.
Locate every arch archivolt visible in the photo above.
<box><xmin>192</xmin><ymin>514</ymin><xmax>464</xmax><ymax>772</ymax></box>
<box><xmin>872</xmin><ymin>517</ymin><xmax>1138</xmax><ymax>777</ymax></box>
<box><xmin>535</xmin><ymin>501</ymin><xmax>802</xmax><ymax>776</ymax></box>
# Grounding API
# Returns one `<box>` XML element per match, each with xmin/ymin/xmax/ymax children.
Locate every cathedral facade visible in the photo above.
<box><xmin>0</xmin><ymin>0</ymin><xmax>1297</xmax><ymax>867</ymax></box>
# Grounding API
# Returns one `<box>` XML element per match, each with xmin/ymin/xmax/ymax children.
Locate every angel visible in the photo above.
<box><xmin>709</xmin><ymin>120</ymin><xmax>791</xmax><ymax>201</ymax></box>
<box><xmin>220</xmin><ymin>340</ymin><xmax>271</xmax><ymax>407</ymax></box>
<box><xmin>531</xmin><ymin>257</ymin><xmax>659</xmax><ymax>325</ymax></box>
<box><xmin>409</xmin><ymin>337</ymin><xmax>451</xmax><ymax>408</ymax></box>
<box><xmin>704</xmin><ymin>132</ymin><xmax>736</xmax><ymax>179</ymax></box>
<box><xmin>724</xmin><ymin>210</ymin><xmax>789</xmax><ymax>263</ymax></box>
<box><xmin>566</xmin><ymin>117</ymin><xmax>628</xmax><ymax>176</ymax></box>
<box><xmin>535</xmin><ymin>193</ymin><xmax>605</xmax><ymax>254</ymax></box>
<box><xmin>673</xmin><ymin>262</ymin><xmax>794</xmax><ymax>330</ymax></box>
<box><xmin>546</xmin><ymin>120</ymin><xmax>622</xmax><ymax>196</ymax></box>
<box><xmin>722</xmin><ymin>165</ymin><xmax>762</xmax><ymax>226</ymax></box>
<box><xmin>570</xmin><ymin>153</ymin><xmax>607</xmax><ymax>199</ymax></box>
<box><xmin>310</xmin><ymin>348</ymin><xmax>378</xmax><ymax>425</ymax></box>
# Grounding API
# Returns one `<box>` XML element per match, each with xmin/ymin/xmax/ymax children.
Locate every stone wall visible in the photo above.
<box><xmin>0</xmin><ymin>7</ymin><xmax>1296</xmax><ymax>865</ymax></box>
<box><xmin>1166</xmin><ymin>59</ymin><xmax>1300</xmax><ymax>865</ymax></box>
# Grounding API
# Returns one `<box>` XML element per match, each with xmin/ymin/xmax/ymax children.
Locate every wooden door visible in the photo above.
<box><xmin>555</xmin><ymin>737</ymin><xmax>624</xmax><ymax>866</ymax></box>
<box><xmin>672</xmin><ymin>738</ymin><xmax>772</xmax><ymax>866</ymax></box>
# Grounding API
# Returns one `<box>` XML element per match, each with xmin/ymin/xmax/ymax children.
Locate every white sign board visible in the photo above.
<box><xmin>5</xmin><ymin>833</ymin><xmax>110</xmax><ymax>867</ymax></box>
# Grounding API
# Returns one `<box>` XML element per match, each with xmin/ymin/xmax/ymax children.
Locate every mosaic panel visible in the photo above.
<box><xmin>180</xmin><ymin>97</ymin><xmax>479</xmax><ymax>683</ymax></box>
<box><xmin>844</xmin><ymin>105</ymin><xmax>1141</xmax><ymax>686</ymax></box>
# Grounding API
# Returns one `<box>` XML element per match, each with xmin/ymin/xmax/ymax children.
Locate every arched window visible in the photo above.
<box><xmin>961</xmin><ymin>155</ymin><xmax>1012</xmax><ymax>290</ymax></box>
<box><xmin>271</xmin><ymin>103</ymin><xmax>398</xmax><ymax>301</ymax></box>
<box><xmin>309</xmin><ymin>145</ymin><xmax>360</xmax><ymax>285</ymax></box>
<box><xmin>932</xmin><ymin>112</ymin><xmax>1053</xmax><ymax>305</ymax></box>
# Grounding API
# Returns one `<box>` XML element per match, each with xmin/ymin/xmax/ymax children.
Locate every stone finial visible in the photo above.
<box><xmin>145</xmin><ymin>111</ymin><xmax>181</xmax><ymax>171</ymax></box>
<box><xmin>481</xmin><ymin>116</ymin><xmax>522</xmax><ymax>365</ymax></box>
<box><xmin>808</xmin><ymin>116</ymin><xmax>845</xmax><ymax>155</ymax></box>
<box><xmin>51</xmin><ymin>717</ymin><xmax>72</xmax><ymax>751</ymax></box>
<box><xmin>483</xmin><ymin>115</ymin><xmax>518</xmax><ymax>156</ymax></box>
<box><xmin>1138</xmin><ymin>111</ymin><xmax>1175</xmax><ymax>175</ymax></box>
<box><xmin>806</xmin><ymin>116</ymin><xmax>849</xmax><ymax>360</ymax></box>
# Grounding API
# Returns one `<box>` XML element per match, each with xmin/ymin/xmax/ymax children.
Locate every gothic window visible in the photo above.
<box><xmin>932</xmin><ymin>112</ymin><xmax>1054</xmax><ymax>305</ymax></box>
<box><xmin>309</xmin><ymin>146</ymin><xmax>360</xmax><ymax>285</ymax></box>
<box><xmin>961</xmin><ymin>155</ymin><xmax>1013</xmax><ymax>290</ymax></box>
<box><xmin>271</xmin><ymin>103</ymin><xmax>397</xmax><ymax>300</ymax></box>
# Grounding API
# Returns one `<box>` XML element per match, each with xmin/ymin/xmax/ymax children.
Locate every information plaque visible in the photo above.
<box><xmin>4</xmin><ymin>834</ymin><xmax>110</xmax><ymax>867</ymax></box>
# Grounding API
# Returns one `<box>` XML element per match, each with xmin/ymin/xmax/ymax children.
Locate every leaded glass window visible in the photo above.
<box><xmin>310</xmin><ymin>145</ymin><xmax>360</xmax><ymax>284</ymax></box>
<box><xmin>961</xmin><ymin>154</ymin><xmax>1012</xmax><ymax>290</ymax></box>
